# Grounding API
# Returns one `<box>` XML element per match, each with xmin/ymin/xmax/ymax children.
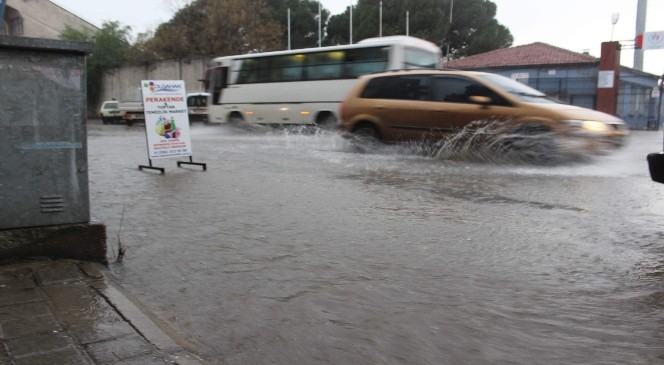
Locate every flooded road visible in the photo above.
<box><xmin>88</xmin><ymin>122</ymin><xmax>664</xmax><ymax>365</ymax></box>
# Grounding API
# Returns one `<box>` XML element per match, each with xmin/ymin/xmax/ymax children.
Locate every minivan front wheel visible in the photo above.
<box><xmin>503</xmin><ymin>124</ymin><xmax>559</xmax><ymax>164</ymax></box>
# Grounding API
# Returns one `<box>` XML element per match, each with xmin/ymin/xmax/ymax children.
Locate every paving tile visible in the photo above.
<box><xmin>12</xmin><ymin>346</ymin><xmax>93</xmax><ymax>365</ymax></box>
<box><xmin>110</xmin><ymin>353</ymin><xmax>171</xmax><ymax>365</ymax></box>
<box><xmin>0</xmin><ymin>288</ymin><xmax>42</xmax><ymax>306</ymax></box>
<box><xmin>78</xmin><ymin>262</ymin><xmax>104</xmax><ymax>280</ymax></box>
<box><xmin>0</xmin><ymin>313</ymin><xmax>61</xmax><ymax>339</ymax></box>
<box><xmin>0</xmin><ymin>267</ymin><xmax>36</xmax><ymax>291</ymax></box>
<box><xmin>69</xmin><ymin>321</ymin><xmax>137</xmax><ymax>345</ymax></box>
<box><xmin>0</xmin><ymin>302</ymin><xmax>50</xmax><ymax>322</ymax></box>
<box><xmin>34</xmin><ymin>263</ymin><xmax>82</xmax><ymax>286</ymax></box>
<box><xmin>0</xmin><ymin>267</ymin><xmax>34</xmax><ymax>284</ymax></box>
<box><xmin>41</xmin><ymin>282</ymin><xmax>121</xmax><ymax>327</ymax></box>
<box><xmin>5</xmin><ymin>331</ymin><xmax>74</xmax><ymax>358</ymax></box>
<box><xmin>84</xmin><ymin>335</ymin><xmax>155</xmax><ymax>363</ymax></box>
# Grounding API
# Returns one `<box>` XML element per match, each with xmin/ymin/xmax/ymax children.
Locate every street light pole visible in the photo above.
<box><xmin>350</xmin><ymin>0</ymin><xmax>353</xmax><ymax>44</ymax></box>
<box><xmin>379</xmin><ymin>1</ymin><xmax>382</xmax><ymax>37</ymax></box>
<box><xmin>444</xmin><ymin>0</ymin><xmax>453</xmax><ymax>66</ymax></box>
<box><xmin>287</xmin><ymin>8</ymin><xmax>291</xmax><ymax>50</ymax></box>
<box><xmin>444</xmin><ymin>0</ymin><xmax>454</xmax><ymax>66</ymax></box>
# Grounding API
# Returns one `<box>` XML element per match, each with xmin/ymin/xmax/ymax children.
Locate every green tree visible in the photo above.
<box><xmin>326</xmin><ymin>0</ymin><xmax>512</xmax><ymax>58</ymax></box>
<box><xmin>264</xmin><ymin>0</ymin><xmax>330</xmax><ymax>49</ymax></box>
<box><xmin>145</xmin><ymin>0</ymin><xmax>282</xmax><ymax>59</ymax></box>
<box><xmin>449</xmin><ymin>0</ymin><xmax>512</xmax><ymax>57</ymax></box>
<box><xmin>58</xmin><ymin>25</ymin><xmax>94</xmax><ymax>41</ymax></box>
<box><xmin>60</xmin><ymin>21</ymin><xmax>132</xmax><ymax>108</ymax></box>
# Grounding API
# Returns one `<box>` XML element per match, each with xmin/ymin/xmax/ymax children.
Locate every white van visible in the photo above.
<box><xmin>99</xmin><ymin>100</ymin><xmax>124</xmax><ymax>124</ymax></box>
<box><xmin>187</xmin><ymin>93</ymin><xmax>210</xmax><ymax>123</ymax></box>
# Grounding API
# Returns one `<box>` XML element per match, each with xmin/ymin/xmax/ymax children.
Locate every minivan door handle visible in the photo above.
<box><xmin>374</xmin><ymin>105</ymin><xmax>385</xmax><ymax>110</ymax></box>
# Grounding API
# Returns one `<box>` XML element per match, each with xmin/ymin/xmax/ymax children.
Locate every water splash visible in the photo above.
<box><xmin>350</xmin><ymin>120</ymin><xmax>593</xmax><ymax>166</ymax></box>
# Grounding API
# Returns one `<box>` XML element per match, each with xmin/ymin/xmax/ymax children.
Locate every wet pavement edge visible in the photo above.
<box><xmin>0</xmin><ymin>259</ymin><xmax>213</xmax><ymax>365</ymax></box>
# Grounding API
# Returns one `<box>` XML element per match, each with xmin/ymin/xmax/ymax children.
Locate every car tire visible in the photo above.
<box><xmin>503</xmin><ymin>124</ymin><xmax>559</xmax><ymax>164</ymax></box>
<box><xmin>102</xmin><ymin>117</ymin><xmax>110</xmax><ymax>125</ymax></box>
<box><xmin>352</xmin><ymin>123</ymin><xmax>382</xmax><ymax>147</ymax></box>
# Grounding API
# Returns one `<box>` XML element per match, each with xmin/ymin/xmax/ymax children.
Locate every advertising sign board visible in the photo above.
<box><xmin>141</xmin><ymin>80</ymin><xmax>192</xmax><ymax>159</ymax></box>
<box><xmin>643</xmin><ymin>31</ymin><xmax>664</xmax><ymax>50</ymax></box>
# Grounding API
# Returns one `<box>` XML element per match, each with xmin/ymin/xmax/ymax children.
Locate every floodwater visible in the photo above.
<box><xmin>88</xmin><ymin>121</ymin><xmax>664</xmax><ymax>365</ymax></box>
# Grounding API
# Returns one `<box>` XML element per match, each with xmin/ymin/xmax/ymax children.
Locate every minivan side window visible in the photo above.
<box><xmin>431</xmin><ymin>76</ymin><xmax>510</xmax><ymax>106</ymax></box>
<box><xmin>361</xmin><ymin>75</ymin><xmax>430</xmax><ymax>100</ymax></box>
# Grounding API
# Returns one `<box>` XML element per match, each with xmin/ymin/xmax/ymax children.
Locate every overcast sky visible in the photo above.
<box><xmin>50</xmin><ymin>0</ymin><xmax>664</xmax><ymax>76</ymax></box>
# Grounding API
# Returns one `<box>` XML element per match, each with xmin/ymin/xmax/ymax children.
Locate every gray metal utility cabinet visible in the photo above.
<box><xmin>0</xmin><ymin>36</ymin><xmax>106</xmax><ymax>263</ymax></box>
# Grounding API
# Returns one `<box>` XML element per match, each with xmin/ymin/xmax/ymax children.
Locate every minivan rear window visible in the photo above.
<box><xmin>360</xmin><ymin>76</ymin><xmax>430</xmax><ymax>100</ymax></box>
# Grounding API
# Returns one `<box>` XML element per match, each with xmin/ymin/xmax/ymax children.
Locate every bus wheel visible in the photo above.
<box><xmin>316</xmin><ymin>113</ymin><xmax>337</xmax><ymax>131</ymax></box>
<box><xmin>228</xmin><ymin>113</ymin><xmax>244</xmax><ymax>126</ymax></box>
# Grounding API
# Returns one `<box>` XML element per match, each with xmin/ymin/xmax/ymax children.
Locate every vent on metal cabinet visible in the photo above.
<box><xmin>40</xmin><ymin>195</ymin><xmax>65</xmax><ymax>213</ymax></box>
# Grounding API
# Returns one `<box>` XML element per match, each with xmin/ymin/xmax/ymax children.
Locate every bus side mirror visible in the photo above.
<box><xmin>647</xmin><ymin>152</ymin><xmax>664</xmax><ymax>184</ymax></box>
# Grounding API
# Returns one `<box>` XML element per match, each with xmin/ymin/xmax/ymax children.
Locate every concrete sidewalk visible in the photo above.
<box><xmin>0</xmin><ymin>260</ymin><xmax>208</xmax><ymax>365</ymax></box>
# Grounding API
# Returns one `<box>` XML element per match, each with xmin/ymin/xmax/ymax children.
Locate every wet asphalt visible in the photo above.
<box><xmin>85</xmin><ymin>120</ymin><xmax>664</xmax><ymax>365</ymax></box>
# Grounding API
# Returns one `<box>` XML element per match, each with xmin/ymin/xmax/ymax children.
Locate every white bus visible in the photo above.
<box><xmin>203</xmin><ymin>36</ymin><xmax>442</xmax><ymax>128</ymax></box>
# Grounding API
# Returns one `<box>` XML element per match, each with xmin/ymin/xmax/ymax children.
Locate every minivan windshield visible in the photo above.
<box><xmin>477</xmin><ymin>74</ymin><xmax>559</xmax><ymax>104</ymax></box>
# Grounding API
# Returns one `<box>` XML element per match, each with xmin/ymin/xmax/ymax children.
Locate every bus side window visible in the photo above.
<box><xmin>272</xmin><ymin>54</ymin><xmax>304</xmax><ymax>82</ymax></box>
<box><xmin>306</xmin><ymin>51</ymin><xmax>343</xmax><ymax>80</ymax></box>
<box><xmin>344</xmin><ymin>47</ymin><xmax>389</xmax><ymax>78</ymax></box>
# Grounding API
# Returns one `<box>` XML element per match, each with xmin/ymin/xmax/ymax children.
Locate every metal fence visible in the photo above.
<box><xmin>516</xmin><ymin>76</ymin><xmax>661</xmax><ymax>130</ymax></box>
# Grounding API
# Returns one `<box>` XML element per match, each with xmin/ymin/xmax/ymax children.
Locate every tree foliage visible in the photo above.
<box><xmin>59</xmin><ymin>0</ymin><xmax>514</xmax><ymax>102</ymax></box>
<box><xmin>144</xmin><ymin>0</ymin><xmax>282</xmax><ymax>59</ymax></box>
<box><xmin>264</xmin><ymin>0</ymin><xmax>330</xmax><ymax>49</ymax></box>
<box><xmin>59</xmin><ymin>21</ymin><xmax>132</xmax><ymax>107</ymax></box>
<box><xmin>326</xmin><ymin>0</ymin><xmax>512</xmax><ymax>57</ymax></box>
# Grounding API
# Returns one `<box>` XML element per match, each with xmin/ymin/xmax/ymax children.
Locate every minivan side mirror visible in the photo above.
<box><xmin>647</xmin><ymin>152</ymin><xmax>664</xmax><ymax>184</ymax></box>
<box><xmin>468</xmin><ymin>95</ymin><xmax>491</xmax><ymax>108</ymax></box>
<box><xmin>469</xmin><ymin>95</ymin><xmax>491</xmax><ymax>106</ymax></box>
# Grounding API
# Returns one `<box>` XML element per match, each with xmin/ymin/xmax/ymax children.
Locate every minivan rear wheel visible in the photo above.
<box><xmin>352</xmin><ymin>124</ymin><xmax>381</xmax><ymax>146</ymax></box>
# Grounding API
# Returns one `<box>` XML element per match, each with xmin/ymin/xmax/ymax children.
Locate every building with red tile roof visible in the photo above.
<box><xmin>447</xmin><ymin>42</ymin><xmax>598</xmax><ymax>69</ymax></box>
<box><xmin>446</xmin><ymin>42</ymin><xmax>661</xmax><ymax>130</ymax></box>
